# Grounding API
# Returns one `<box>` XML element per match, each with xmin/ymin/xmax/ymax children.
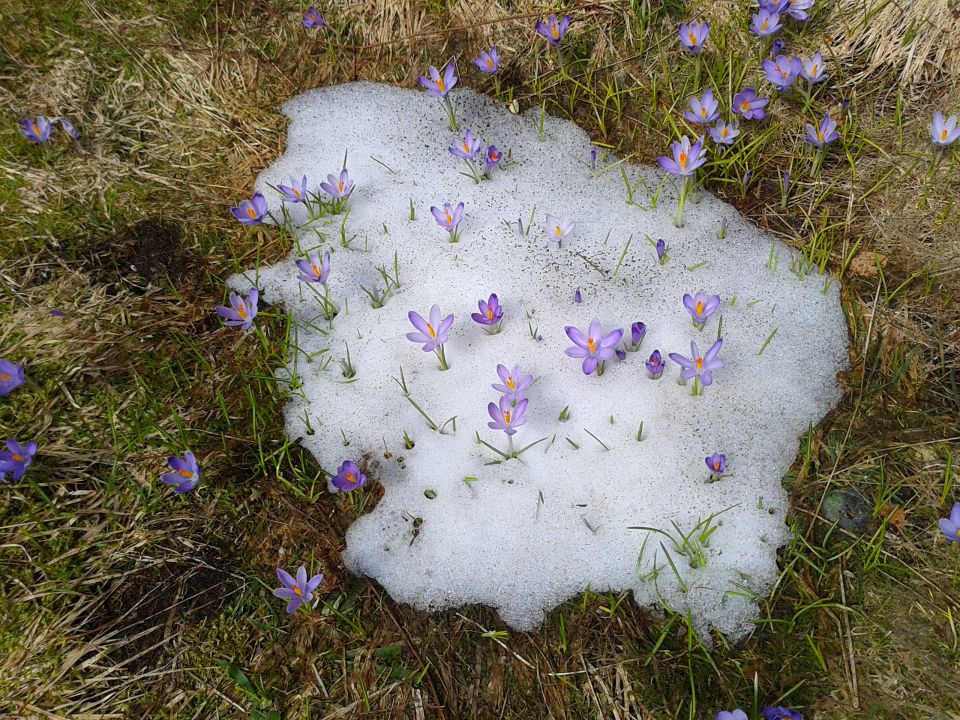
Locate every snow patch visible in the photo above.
<box><xmin>233</xmin><ymin>82</ymin><xmax>847</xmax><ymax>640</ymax></box>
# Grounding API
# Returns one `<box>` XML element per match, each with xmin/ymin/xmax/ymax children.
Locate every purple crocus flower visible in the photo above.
<box><xmin>484</xmin><ymin>145</ymin><xmax>503</xmax><ymax>170</ymax></box>
<box><xmin>706</xmin><ymin>453</ymin><xmax>727</xmax><ymax>478</ymax></box>
<box><xmin>60</xmin><ymin>118</ymin><xmax>80</xmax><ymax>139</ymax></box>
<box><xmin>450</xmin><ymin>129</ymin><xmax>482</xmax><ymax>160</ymax></box>
<box><xmin>683</xmin><ymin>90</ymin><xmax>720</xmax><ymax>125</ymax></box>
<box><xmin>565</xmin><ymin>319</ymin><xmax>624</xmax><ymax>375</ymax></box>
<box><xmin>487</xmin><ymin>396</ymin><xmax>528</xmax><ymax>436</ymax></box>
<box><xmin>761</xmin><ymin>706</ymin><xmax>803</xmax><ymax>720</ymax></box>
<box><xmin>536</xmin><ymin>14</ymin><xmax>570</xmax><ymax>46</ymax></box>
<box><xmin>492</xmin><ymin>364</ymin><xmax>533</xmax><ymax>403</ymax></box>
<box><xmin>939</xmin><ymin>502</ymin><xmax>960</xmax><ymax>542</ymax></box>
<box><xmin>716</xmin><ymin>712</ymin><xmax>748</xmax><ymax>720</ymax></box>
<box><xmin>930</xmin><ymin>112</ymin><xmax>960</xmax><ymax>147</ymax></box>
<box><xmin>302</xmin><ymin>7</ymin><xmax>325</xmax><ymax>27</ymax></box>
<box><xmin>708</xmin><ymin>119</ymin><xmax>740</xmax><ymax>145</ymax></box>
<box><xmin>646</xmin><ymin>350</ymin><xmax>664</xmax><ymax>378</ymax></box>
<box><xmin>160</xmin><ymin>450</ymin><xmax>201</xmax><ymax>493</ymax></box>
<box><xmin>683</xmin><ymin>290</ymin><xmax>721</xmax><ymax>327</ymax></box>
<box><xmin>0</xmin><ymin>439</ymin><xmax>37</xmax><ymax>483</ymax></box>
<box><xmin>770</xmin><ymin>38</ymin><xmax>786</xmax><ymax>55</ymax></box>
<box><xmin>805</xmin><ymin>112</ymin><xmax>840</xmax><ymax>147</ymax></box>
<box><xmin>320</xmin><ymin>169</ymin><xmax>354</xmax><ymax>199</ymax></box>
<box><xmin>590</xmin><ymin>146</ymin><xmax>598</xmax><ymax>171</ymax></box>
<box><xmin>278</xmin><ymin>175</ymin><xmax>308</xmax><ymax>203</ymax></box>
<box><xmin>431</xmin><ymin>202</ymin><xmax>464</xmax><ymax>240</ymax></box>
<box><xmin>0</xmin><ymin>359</ymin><xmax>26</xmax><ymax>397</ymax></box>
<box><xmin>655</xmin><ymin>239</ymin><xmax>667</xmax><ymax>263</ymax></box>
<box><xmin>657</xmin><ymin>135</ymin><xmax>707</xmax><ymax>177</ymax></box>
<box><xmin>732</xmin><ymin>87</ymin><xmax>769</xmax><ymax>120</ymax></box>
<box><xmin>215</xmin><ymin>287</ymin><xmax>259</xmax><ymax>332</ymax></box>
<box><xmin>759</xmin><ymin>0</ymin><xmax>791</xmax><ymax>13</ymax></box>
<box><xmin>406</xmin><ymin>305</ymin><xmax>454</xmax><ymax>353</ymax></box>
<box><xmin>295</xmin><ymin>251</ymin><xmax>330</xmax><ymax>284</ymax></box>
<box><xmin>784</xmin><ymin>0</ymin><xmax>814</xmax><ymax>20</ymax></box>
<box><xmin>332</xmin><ymin>459</ymin><xmax>367</xmax><ymax>491</ymax></box>
<box><xmin>230</xmin><ymin>192</ymin><xmax>268</xmax><ymax>225</ymax></box>
<box><xmin>544</xmin><ymin>215</ymin><xmax>576</xmax><ymax>245</ymax></box>
<box><xmin>574</xmin><ymin>288</ymin><xmax>582</xmax><ymax>304</ymax></box>
<box><xmin>751</xmin><ymin>9</ymin><xmax>783</xmax><ymax>36</ymax></box>
<box><xmin>473</xmin><ymin>46</ymin><xmax>501</xmax><ymax>73</ymax></box>
<box><xmin>800</xmin><ymin>52</ymin><xmax>826</xmax><ymax>83</ymax></box>
<box><xmin>18</xmin><ymin>116</ymin><xmax>51</xmax><ymax>143</ymax></box>
<box><xmin>419</xmin><ymin>62</ymin><xmax>458</xmax><ymax>98</ymax></box>
<box><xmin>678</xmin><ymin>20</ymin><xmax>710</xmax><ymax>52</ymax></box>
<box><xmin>273</xmin><ymin>566</ymin><xmax>323</xmax><ymax>613</ymax></box>
<box><xmin>626</xmin><ymin>322</ymin><xmax>646</xmax><ymax>351</ymax></box>
<box><xmin>762</xmin><ymin>54</ymin><xmax>801</xmax><ymax>90</ymax></box>
<box><xmin>669</xmin><ymin>338</ymin><xmax>725</xmax><ymax>386</ymax></box>
<box><xmin>471</xmin><ymin>293</ymin><xmax>503</xmax><ymax>327</ymax></box>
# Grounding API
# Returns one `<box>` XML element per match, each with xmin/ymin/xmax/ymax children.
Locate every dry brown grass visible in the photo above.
<box><xmin>2</xmin><ymin>0</ymin><xmax>960</xmax><ymax>718</ymax></box>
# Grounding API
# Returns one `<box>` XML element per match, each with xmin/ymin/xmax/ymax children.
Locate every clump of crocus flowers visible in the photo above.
<box><xmin>657</xmin><ymin>135</ymin><xmax>706</xmax><ymax>227</ymax></box>
<box><xmin>431</xmin><ymin>202</ymin><xmax>464</xmax><ymax>242</ymax></box>
<box><xmin>472</xmin><ymin>46</ymin><xmax>502</xmax><ymax>95</ymax></box>
<box><xmin>407</xmin><ymin>305</ymin><xmax>455</xmax><ymax>370</ymax></box>
<box><xmin>669</xmin><ymin>338</ymin><xmax>724</xmax><ymax>395</ymax></box>
<box><xmin>419</xmin><ymin>61</ymin><xmax>459</xmax><ymax>130</ymax></box>
<box><xmin>0</xmin><ymin>359</ymin><xmax>26</xmax><ymax>397</ymax></box>
<box><xmin>320</xmin><ymin>169</ymin><xmax>354</xmax><ymax>214</ymax></box>
<box><xmin>705</xmin><ymin>453</ymin><xmax>727</xmax><ymax>482</ymax></box>
<box><xmin>273</xmin><ymin>567</ymin><xmax>323</xmax><ymax>614</ymax></box>
<box><xmin>332</xmin><ymin>460</ymin><xmax>367</xmax><ymax>492</ymax></box>
<box><xmin>939</xmin><ymin>502</ymin><xmax>960</xmax><ymax>543</ymax></box>
<box><xmin>565</xmin><ymin>319</ymin><xmax>624</xmax><ymax>376</ymax></box>
<box><xmin>0</xmin><ymin>439</ymin><xmax>37</xmax><ymax>483</ymax></box>
<box><xmin>231</xmin><ymin>192</ymin><xmax>268</xmax><ymax>225</ymax></box>
<box><xmin>544</xmin><ymin>215</ymin><xmax>576</xmax><ymax>246</ymax></box>
<box><xmin>216</xmin><ymin>287</ymin><xmax>259</xmax><ymax>332</ymax></box>
<box><xmin>683</xmin><ymin>290</ymin><xmax>721</xmax><ymax>329</ymax></box>
<box><xmin>471</xmin><ymin>293</ymin><xmax>503</xmax><ymax>333</ymax></box>
<box><xmin>678</xmin><ymin>20</ymin><xmax>709</xmax><ymax>53</ymax></box>
<box><xmin>161</xmin><ymin>450</ymin><xmax>201</xmax><ymax>493</ymax></box>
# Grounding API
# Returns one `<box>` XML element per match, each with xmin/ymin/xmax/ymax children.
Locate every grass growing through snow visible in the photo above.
<box><xmin>1</xmin><ymin>0</ymin><xmax>959</xmax><ymax>718</ymax></box>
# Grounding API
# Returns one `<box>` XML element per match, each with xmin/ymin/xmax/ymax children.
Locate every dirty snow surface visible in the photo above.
<box><xmin>234</xmin><ymin>82</ymin><xmax>848</xmax><ymax>640</ymax></box>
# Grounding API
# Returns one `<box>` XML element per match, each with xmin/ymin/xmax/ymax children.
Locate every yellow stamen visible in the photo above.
<box><xmin>695</xmin><ymin>300</ymin><xmax>704</xmax><ymax>314</ymax></box>
<box><xmin>742</xmin><ymin>101</ymin><xmax>750</xmax><ymax>110</ymax></box>
<box><xmin>178</xmin><ymin>468</ymin><xmax>193</xmax><ymax>478</ymax></box>
<box><xmin>33</xmin><ymin>122</ymin><xmax>41</xmax><ymax>136</ymax></box>
<box><xmin>713</xmin><ymin>461</ymin><xmax>720</xmax><ymax>470</ymax></box>
<box><xmin>312</xmin><ymin>263</ymin><xmax>321</xmax><ymax>277</ymax></box>
<box><xmin>943</xmin><ymin>129</ymin><xmax>949</xmax><ymax>141</ymax></box>
<box><xmin>437</xmin><ymin>78</ymin><xmax>445</xmax><ymax>92</ymax></box>
<box><xmin>292</xmin><ymin>188</ymin><xmax>301</xmax><ymax>198</ymax></box>
<box><xmin>246</xmin><ymin>207</ymin><xmax>256</xmax><ymax>218</ymax></box>
<box><xmin>486</xmin><ymin>58</ymin><xmax>494</xmax><ymax>68</ymax></box>
<box><xmin>811</xmin><ymin>64</ymin><xmax>818</xmax><ymax>75</ymax></box>
<box><xmin>551</xmin><ymin>23</ymin><xmax>559</xmax><ymax>39</ymax></box>
<box><xmin>445</xmin><ymin>211</ymin><xmax>453</xmax><ymax>224</ymax></box>
<box><xmin>817</xmin><ymin>130</ymin><xmax>823</xmax><ymax>141</ymax></box>
<box><xmin>696</xmin><ymin>357</ymin><xmax>703</xmax><ymax>370</ymax></box>
<box><xmin>679</xmin><ymin>151</ymin><xmax>687</xmax><ymax>169</ymax></box>
<box><xmin>487</xmin><ymin>308</ymin><xmax>494</xmax><ymax>319</ymax></box>
<box><xmin>504</xmin><ymin>410</ymin><xmax>512</xmax><ymax>423</ymax></box>
<box><xmin>555</xmin><ymin>225</ymin><xmax>562</xmax><ymax>236</ymax></box>
<box><xmin>721</xmin><ymin>128</ymin><xmax>729</xmax><ymax>138</ymax></box>
<box><xmin>293</xmin><ymin>586</ymin><xmax>302</xmax><ymax>595</ymax></box>
<box><xmin>337</xmin><ymin>181</ymin><xmax>344</xmax><ymax>192</ymax></box>
<box><xmin>426</xmin><ymin>323</ymin><xmax>436</xmax><ymax>338</ymax></box>
<box><xmin>761</xmin><ymin>19</ymin><xmax>768</xmax><ymax>30</ymax></box>
<box><xmin>689</xmin><ymin>32</ymin><xmax>697</xmax><ymax>45</ymax></box>
<box><xmin>11</xmin><ymin>454</ymin><xmax>23</xmax><ymax>462</ymax></box>
<box><xmin>701</xmin><ymin>107</ymin><xmax>707</xmax><ymax>118</ymax></box>
<box><xmin>346</xmin><ymin>471</ymin><xmax>355</xmax><ymax>484</ymax></box>
<box><xmin>237</xmin><ymin>304</ymin><xmax>247</xmax><ymax>319</ymax></box>
<box><xmin>0</xmin><ymin>373</ymin><xmax>10</xmax><ymax>381</ymax></box>
<box><xmin>587</xmin><ymin>338</ymin><xmax>596</xmax><ymax>353</ymax></box>
<box><xmin>506</xmin><ymin>377</ymin><xmax>515</xmax><ymax>389</ymax></box>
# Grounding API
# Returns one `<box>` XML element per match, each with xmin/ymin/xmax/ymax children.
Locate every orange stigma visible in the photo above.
<box><xmin>587</xmin><ymin>337</ymin><xmax>596</xmax><ymax>353</ymax></box>
<box><xmin>237</xmin><ymin>304</ymin><xmax>247</xmax><ymax>319</ymax></box>
<box><xmin>679</xmin><ymin>152</ymin><xmax>687</xmax><ymax>168</ymax></box>
<box><xmin>696</xmin><ymin>357</ymin><xmax>703</xmax><ymax>370</ymax></box>
<box><xmin>178</xmin><ymin>468</ymin><xmax>192</xmax><ymax>478</ymax></box>
<box><xmin>246</xmin><ymin>207</ymin><xmax>256</xmax><ymax>218</ymax></box>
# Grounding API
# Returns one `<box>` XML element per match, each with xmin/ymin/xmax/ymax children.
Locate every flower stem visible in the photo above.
<box><xmin>435</xmin><ymin>344</ymin><xmax>450</xmax><ymax>371</ymax></box>
<box><xmin>508</xmin><ymin>435</ymin><xmax>515</xmax><ymax>457</ymax></box>
<box><xmin>443</xmin><ymin>96</ymin><xmax>457</xmax><ymax>131</ymax></box>
<box><xmin>674</xmin><ymin>177</ymin><xmax>690</xmax><ymax>228</ymax></box>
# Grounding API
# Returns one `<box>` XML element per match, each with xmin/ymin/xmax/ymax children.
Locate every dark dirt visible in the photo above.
<box><xmin>82</xmin><ymin>536</ymin><xmax>243</xmax><ymax>670</ymax></box>
<box><xmin>81</xmin><ymin>217</ymin><xmax>191</xmax><ymax>291</ymax></box>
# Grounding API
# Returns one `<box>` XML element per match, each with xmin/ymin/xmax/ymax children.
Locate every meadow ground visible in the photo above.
<box><xmin>1</xmin><ymin>0</ymin><xmax>959</xmax><ymax>718</ymax></box>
